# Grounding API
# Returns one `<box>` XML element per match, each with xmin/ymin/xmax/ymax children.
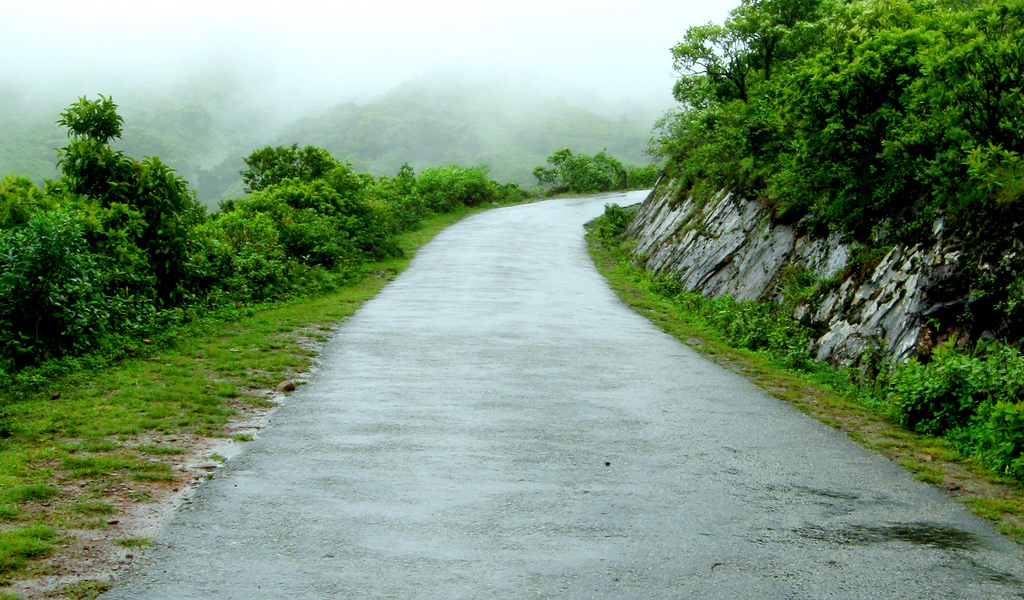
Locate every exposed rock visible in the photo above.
<box><xmin>275</xmin><ymin>380</ymin><xmax>296</xmax><ymax>393</ymax></box>
<box><xmin>625</xmin><ymin>178</ymin><xmax>966</xmax><ymax>366</ymax></box>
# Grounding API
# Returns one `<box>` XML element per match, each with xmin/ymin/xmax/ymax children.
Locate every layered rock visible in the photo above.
<box><xmin>624</xmin><ymin>177</ymin><xmax>963</xmax><ymax>365</ymax></box>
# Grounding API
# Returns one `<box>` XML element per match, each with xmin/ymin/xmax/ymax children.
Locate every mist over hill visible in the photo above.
<box><xmin>0</xmin><ymin>71</ymin><xmax>287</xmax><ymax>204</ymax></box>
<box><xmin>2</xmin><ymin>74</ymin><xmax>665</xmax><ymax>208</ymax></box>
<box><xmin>275</xmin><ymin>78</ymin><xmax>657</xmax><ymax>186</ymax></box>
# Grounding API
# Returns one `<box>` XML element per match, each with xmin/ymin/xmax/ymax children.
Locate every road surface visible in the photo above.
<box><xmin>103</xmin><ymin>192</ymin><xmax>1024</xmax><ymax>599</ymax></box>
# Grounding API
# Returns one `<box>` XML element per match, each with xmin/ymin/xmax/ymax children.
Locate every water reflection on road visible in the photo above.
<box><xmin>103</xmin><ymin>191</ymin><xmax>1024</xmax><ymax>599</ymax></box>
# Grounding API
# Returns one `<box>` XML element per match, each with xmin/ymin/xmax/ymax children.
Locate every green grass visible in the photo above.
<box><xmin>71</xmin><ymin>501</ymin><xmax>116</xmax><ymax>516</ymax></box>
<box><xmin>59</xmin><ymin>579</ymin><xmax>111</xmax><ymax>600</ymax></box>
<box><xmin>0</xmin><ymin>204</ymin><xmax>488</xmax><ymax>586</ymax></box>
<box><xmin>587</xmin><ymin>223</ymin><xmax>1024</xmax><ymax>544</ymax></box>
<box><xmin>2</xmin><ymin>486</ymin><xmax>55</xmax><ymax>504</ymax></box>
<box><xmin>137</xmin><ymin>444</ymin><xmax>186</xmax><ymax>456</ymax></box>
<box><xmin>0</xmin><ymin>524</ymin><xmax>55</xmax><ymax>575</ymax></box>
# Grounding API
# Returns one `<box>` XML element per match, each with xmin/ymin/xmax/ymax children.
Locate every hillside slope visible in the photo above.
<box><xmin>276</xmin><ymin>79</ymin><xmax>653</xmax><ymax>187</ymax></box>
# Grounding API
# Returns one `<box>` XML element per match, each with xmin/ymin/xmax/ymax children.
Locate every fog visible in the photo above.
<box><xmin>4</xmin><ymin>0</ymin><xmax>729</xmax><ymax>115</ymax></box>
<box><xmin>2</xmin><ymin>1</ymin><xmax>734</xmax><ymax>202</ymax></box>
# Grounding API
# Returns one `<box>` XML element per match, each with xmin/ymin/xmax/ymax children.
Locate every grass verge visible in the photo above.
<box><xmin>586</xmin><ymin>226</ymin><xmax>1024</xmax><ymax>544</ymax></box>
<box><xmin>0</xmin><ymin>204</ymin><xmax>490</xmax><ymax>597</ymax></box>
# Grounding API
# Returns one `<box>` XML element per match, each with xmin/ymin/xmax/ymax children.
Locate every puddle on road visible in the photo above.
<box><xmin>794</xmin><ymin>522</ymin><xmax>979</xmax><ymax>551</ymax></box>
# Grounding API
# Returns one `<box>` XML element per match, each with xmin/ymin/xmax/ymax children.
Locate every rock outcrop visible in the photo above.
<box><xmin>624</xmin><ymin>177</ymin><xmax>964</xmax><ymax>365</ymax></box>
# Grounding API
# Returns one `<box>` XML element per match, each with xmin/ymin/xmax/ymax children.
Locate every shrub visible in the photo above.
<box><xmin>0</xmin><ymin>175</ymin><xmax>53</xmax><ymax>230</ymax></box>
<box><xmin>193</xmin><ymin>211</ymin><xmax>290</xmax><ymax>303</ymax></box>
<box><xmin>595</xmin><ymin>203</ymin><xmax>634</xmax><ymax>241</ymax></box>
<box><xmin>988</xmin><ymin>401</ymin><xmax>1024</xmax><ymax>480</ymax></box>
<box><xmin>0</xmin><ymin>210</ymin><xmax>107</xmax><ymax>367</ymax></box>
<box><xmin>533</xmin><ymin>149</ymin><xmax>626</xmax><ymax>194</ymax></box>
<box><xmin>416</xmin><ymin>164</ymin><xmax>494</xmax><ymax>212</ymax></box>
<box><xmin>888</xmin><ymin>343</ymin><xmax>1024</xmax><ymax>435</ymax></box>
<box><xmin>240</xmin><ymin>144</ymin><xmax>339</xmax><ymax>193</ymax></box>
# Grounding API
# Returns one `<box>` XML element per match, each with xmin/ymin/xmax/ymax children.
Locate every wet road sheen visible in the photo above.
<box><xmin>104</xmin><ymin>193</ymin><xmax>1024</xmax><ymax>599</ymax></box>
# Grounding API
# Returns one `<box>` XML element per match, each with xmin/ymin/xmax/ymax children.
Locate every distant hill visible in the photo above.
<box><xmin>2</xmin><ymin>77</ymin><xmax>659</xmax><ymax>208</ymax></box>
<box><xmin>0</xmin><ymin>91</ymin><xmax>64</xmax><ymax>184</ymax></box>
<box><xmin>0</xmin><ymin>78</ymin><xmax>282</xmax><ymax>208</ymax></box>
<box><xmin>275</xmin><ymin>79</ymin><xmax>653</xmax><ymax>187</ymax></box>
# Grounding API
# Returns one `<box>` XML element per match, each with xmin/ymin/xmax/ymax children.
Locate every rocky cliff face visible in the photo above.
<box><xmin>624</xmin><ymin>177</ymin><xmax>964</xmax><ymax>365</ymax></box>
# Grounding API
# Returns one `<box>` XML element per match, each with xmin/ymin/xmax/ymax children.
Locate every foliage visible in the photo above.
<box><xmin>0</xmin><ymin>175</ymin><xmax>53</xmax><ymax>230</ymax></box>
<box><xmin>0</xmin><ymin>210</ymin><xmax>106</xmax><ymax>368</ymax></box>
<box><xmin>240</xmin><ymin>143</ymin><xmax>339</xmax><ymax>193</ymax></box>
<box><xmin>593</xmin><ymin>203</ymin><xmax>634</xmax><ymax>241</ymax></box>
<box><xmin>57</xmin><ymin>95</ymin><xmax>205</xmax><ymax>305</ymax></box>
<box><xmin>625</xmin><ymin>164</ymin><xmax>661</xmax><ymax>189</ymax></box>
<box><xmin>0</xmin><ymin>101</ymin><xmax>528</xmax><ymax>373</ymax></box>
<box><xmin>988</xmin><ymin>401</ymin><xmax>1024</xmax><ymax>480</ymax></box>
<box><xmin>532</xmin><ymin>148</ymin><xmax>658</xmax><ymax>194</ymax></box>
<box><xmin>671</xmin><ymin>0</ymin><xmax>826</xmax><ymax>107</ymax></box>
<box><xmin>415</xmin><ymin>164</ymin><xmax>495</xmax><ymax>212</ymax></box>
<box><xmin>658</xmin><ymin>0</ymin><xmax>1024</xmax><ymax>239</ymax></box>
<box><xmin>885</xmin><ymin>342</ymin><xmax>1024</xmax><ymax>480</ymax></box>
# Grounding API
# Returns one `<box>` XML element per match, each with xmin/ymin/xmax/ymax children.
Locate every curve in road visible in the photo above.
<box><xmin>102</xmin><ymin>192</ymin><xmax>1023</xmax><ymax>599</ymax></box>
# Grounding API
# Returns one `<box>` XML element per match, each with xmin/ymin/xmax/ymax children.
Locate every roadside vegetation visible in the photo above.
<box><xmin>655</xmin><ymin>0</ymin><xmax>1024</xmax><ymax>340</ymax></box>
<box><xmin>532</xmin><ymin>148</ymin><xmax>660</xmax><ymax>195</ymax></box>
<box><xmin>589</xmin><ymin>205</ymin><xmax>1024</xmax><ymax>542</ymax></box>
<box><xmin>0</xmin><ymin>95</ymin><xmax>531</xmax><ymax>594</ymax></box>
<box><xmin>0</xmin><ymin>96</ymin><xmax>526</xmax><ymax>378</ymax></box>
<box><xmin>622</xmin><ymin>0</ymin><xmax>1024</xmax><ymax>541</ymax></box>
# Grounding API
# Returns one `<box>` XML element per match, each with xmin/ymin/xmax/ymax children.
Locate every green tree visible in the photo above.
<box><xmin>56</xmin><ymin>95</ymin><xmax>204</xmax><ymax>305</ymax></box>
<box><xmin>671</xmin><ymin>0</ymin><xmax>827</xmax><ymax>107</ymax></box>
<box><xmin>0</xmin><ymin>175</ymin><xmax>53</xmax><ymax>230</ymax></box>
<box><xmin>532</xmin><ymin>149</ymin><xmax>627</xmax><ymax>194</ymax></box>
<box><xmin>241</xmin><ymin>144</ymin><xmax>339</xmax><ymax>193</ymax></box>
<box><xmin>768</xmin><ymin>2</ymin><xmax>933</xmax><ymax>232</ymax></box>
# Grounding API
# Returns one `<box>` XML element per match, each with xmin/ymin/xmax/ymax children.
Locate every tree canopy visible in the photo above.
<box><xmin>656</xmin><ymin>0</ymin><xmax>1024</xmax><ymax>240</ymax></box>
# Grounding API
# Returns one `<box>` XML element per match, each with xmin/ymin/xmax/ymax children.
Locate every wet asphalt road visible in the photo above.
<box><xmin>103</xmin><ymin>192</ymin><xmax>1024</xmax><ymax>599</ymax></box>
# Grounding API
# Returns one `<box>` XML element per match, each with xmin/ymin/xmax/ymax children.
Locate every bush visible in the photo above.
<box><xmin>0</xmin><ymin>210</ymin><xmax>107</xmax><ymax>367</ymax></box>
<box><xmin>0</xmin><ymin>176</ymin><xmax>53</xmax><ymax>230</ymax></box>
<box><xmin>415</xmin><ymin>164</ymin><xmax>494</xmax><ymax>212</ymax></box>
<box><xmin>533</xmin><ymin>149</ymin><xmax>626</xmax><ymax>194</ymax></box>
<box><xmin>988</xmin><ymin>401</ymin><xmax>1024</xmax><ymax>480</ymax></box>
<box><xmin>888</xmin><ymin>343</ymin><xmax>1024</xmax><ymax>435</ymax></box>
<box><xmin>193</xmin><ymin>211</ymin><xmax>290</xmax><ymax>303</ymax></box>
<box><xmin>595</xmin><ymin>203</ymin><xmax>633</xmax><ymax>241</ymax></box>
<box><xmin>240</xmin><ymin>144</ymin><xmax>339</xmax><ymax>193</ymax></box>
<box><xmin>625</xmin><ymin>164</ymin><xmax>660</xmax><ymax>189</ymax></box>
<box><xmin>884</xmin><ymin>342</ymin><xmax>1024</xmax><ymax>482</ymax></box>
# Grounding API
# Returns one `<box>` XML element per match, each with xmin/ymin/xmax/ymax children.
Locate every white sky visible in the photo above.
<box><xmin>2</xmin><ymin>0</ymin><xmax>733</xmax><ymax>111</ymax></box>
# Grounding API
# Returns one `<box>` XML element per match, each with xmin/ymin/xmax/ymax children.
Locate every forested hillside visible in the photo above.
<box><xmin>1</xmin><ymin>78</ymin><xmax>657</xmax><ymax>208</ymax></box>
<box><xmin>617</xmin><ymin>0</ymin><xmax>1024</xmax><ymax>489</ymax></box>
<box><xmin>0</xmin><ymin>97</ymin><xmax>527</xmax><ymax>377</ymax></box>
<box><xmin>275</xmin><ymin>79</ymin><xmax>652</xmax><ymax>188</ymax></box>
<box><xmin>654</xmin><ymin>0</ymin><xmax>1022</xmax><ymax>245</ymax></box>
